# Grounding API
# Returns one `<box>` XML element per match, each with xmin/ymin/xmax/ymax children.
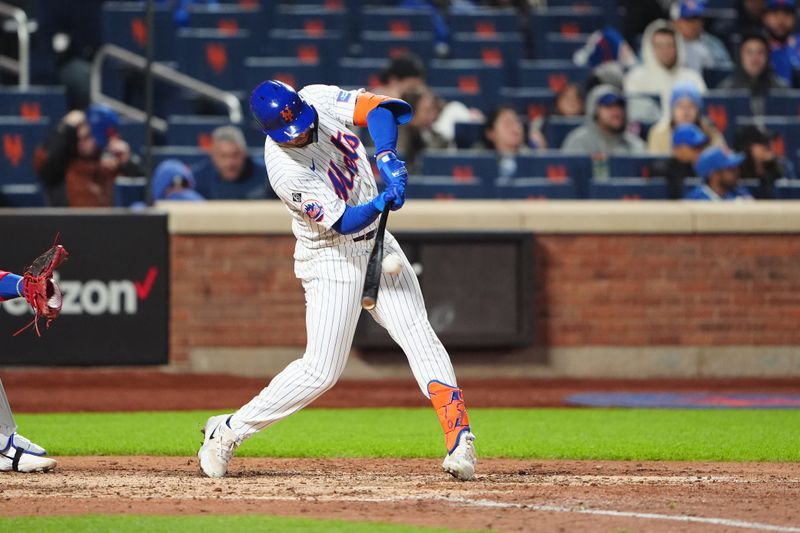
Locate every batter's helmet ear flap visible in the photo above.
<box><xmin>249</xmin><ymin>80</ymin><xmax>318</xmax><ymax>143</ymax></box>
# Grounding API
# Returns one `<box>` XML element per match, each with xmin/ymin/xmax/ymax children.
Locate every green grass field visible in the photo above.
<box><xmin>15</xmin><ymin>407</ymin><xmax>800</xmax><ymax>461</ymax></box>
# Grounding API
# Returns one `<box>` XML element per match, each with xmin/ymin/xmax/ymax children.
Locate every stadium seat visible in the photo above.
<box><xmin>101</xmin><ymin>2</ymin><xmax>176</xmax><ymax>61</ymax></box>
<box><xmin>0</xmin><ymin>87</ymin><xmax>66</xmax><ymax>122</ymax></box>
<box><xmin>542</xmin><ymin>33</ymin><xmax>590</xmax><ymax>61</ymax></box>
<box><xmin>495</xmin><ymin>178</ymin><xmax>578</xmax><ymax>199</ymax></box>
<box><xmin>738</xmin><ymin>116</ymin><xmax>800</xmax><ymax>164</ymax></box>
<box><xmin>359</xmin><ymin>7</ymin><xmax>435</xmax><ymax>35</ymax></box>
<box><xmin>515</xmin><ymin>153</ymin><xmax>592</xmax><ymax>198</ymax></box>
<box><xmin>498</xmin><ymin>88</ymin><xmax>556</xmax><ymax>122</ymax></box>
<box><xmin>273</xmin><ymin>4</ymin><xmax>348</xmax><ymax>36</ymax></box>
<box><xmin>704</xmin><ymin>90</ymin><xmax>752</xmax><ymax>144</ymax></box>
<box><xmin>407</xmin><ymin>176</ymin><xmax>492</xmax><ymax>199</ymax></box>
<box><xmin>0</xmin><ymin>117</ymin><xmax>50</xmax><ymax>182</ymax></box>
<box><xmin>542</xmin><ymin>116</ymin><xmax>583</xmax><ymax>150</ymax></box>
<box><xmin>118</xmin><ymin>119</ymin><xmax>146</xmax><ymax>153</ymax></box>
<box><xmin>454</xmin><ymin>122</ymin><xmax>485</xmax><ymax>150</ymax></box>
<box><xmin>420</xmin><ymin>152</ymin><xmax>497</xmax><ymax>181</ymax></box>
<box><xmin>245</xmin><ymin>57</ymin><xmax>327</xmax><ymax>91</ymax></box>
<box><xmin>166</xmin><ymin>116</ymin><xmax>229</xmax><ymax>148</ymax></box>
<box><xmin>150</xmin><ymin>146</ymin><xmax>211</xmax><ymax>169</ymax></box>
<box><xmin>449</xmin><ymin>33</ymin><xmax>525</xmax><ymax>83</ymax></box>
<box><xmin>186</xmin><ymin>3</ymin><xmax>265</xmax><ymax>35</ymax></box>
<box><xmin>338</xmin><ymin>58</ymin><xmax>386</xmax><ymax>90</ymax></box>
<box><xmin>607</xmin><ymin>155</ymin><xmax>669</xmax><ymax>179</ymax></box>
<box><xmin>114</xmin><ymin>177</ymin><xmax>148</xmax><ymax>207</ymax></box>
<box><xmin>702</xmin><ymin>67</ymin><xmax>735</xmax><ymax>89</ymax></box>
<box><xmin>432</xmin><ymin>87</ymin><xmax>492</xmax><ymax>113</ymax></box>
<box><xmin>590</xmin><ymin>178</ymin><xmax>669</xmax><ymax>200</ymax></box>
<box><xmin>263</xmin><ymin>31</ymin><xmax>345</xmax><ymax>82</ymax></box>
<box><xmin>764</xmin><ymin>90</ymin><xmax>800</xmax><ymax>117</ymax></box>
<box><xmin>359</xmin><ymin>32</ymin><xmax>436</xmax><ymax>64</ymax></box>
<box><xmin>427</xmin><ymin>60</ymin><xmax>506</xmax><ymax>105</ymax></box>
<box><xmin>177</xmin><ymin>29</ymin><xmax>249</xmax><ymax>91</ymax></box>
<box><xmin>529</xmin><ymin>8</ymin><xmax>606</xmax><ymax>58</ymax></box>
<box><xmin>447</xmin><ymin>9</ymin><xmax>519</xmax><ymax>35</ymax></box>
<box><xmin>517</xmin><ymin>60</ymin><xmax>590</xmax><ymax>91</ymax></box>
<box><xmin>776</xmin><ymin>179</ymin><xmax>800</xmax><ymax>199</ymax></box>
<box><xmin>0</xmin><ymin>183</ymin><xmax>46</xmax><ymax>207</ymax></box>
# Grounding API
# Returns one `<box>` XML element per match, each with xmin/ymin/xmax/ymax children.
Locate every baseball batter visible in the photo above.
<box><xmin>0</xmin><ymin>269</ymin><xmax>58</xmax><ymax>473</ymax></box>
<box><xmin>198</xmin><ymin>80</ymin><xmax>476</xmax><ymax>481</ymax></box>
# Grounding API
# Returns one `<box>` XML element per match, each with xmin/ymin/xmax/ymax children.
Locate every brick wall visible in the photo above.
<box><xmin>171</xmin><ymin>234</ymin><xmax>800</xmax><ymax>363</ymax></box>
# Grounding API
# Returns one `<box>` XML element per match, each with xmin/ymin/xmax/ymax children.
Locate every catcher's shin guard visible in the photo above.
<box><xmin>428</xmin><ymin>380</ymin><xmax>471</xmax><ymax>454</ymax></box>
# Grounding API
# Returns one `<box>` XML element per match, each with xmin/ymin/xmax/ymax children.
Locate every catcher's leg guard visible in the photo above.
<box><xmin>428</xmin><ymin>380</ymin><xmax>471</xmax><ymax>454</ymax></box>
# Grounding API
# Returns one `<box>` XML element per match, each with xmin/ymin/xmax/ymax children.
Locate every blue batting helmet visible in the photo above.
<box><xmin>250</xmin><ymin>80</ymin><xmax>317</xmax><ymax>143</ymax></box>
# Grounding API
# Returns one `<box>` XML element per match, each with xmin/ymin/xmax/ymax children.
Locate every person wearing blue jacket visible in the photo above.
<box><xmin>685</xmin><ymin>146</ymin><xmax>754</xmax><ymax>200</ymax></box>
<box><xmin>763</xmin><ymin>0</ymin><xmax>800</xmax><ymax>86</ymax></box>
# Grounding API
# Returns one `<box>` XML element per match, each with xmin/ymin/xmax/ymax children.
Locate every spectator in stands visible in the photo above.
<box><xmin>647</xmin><ymin>81</ymin><xmax>725</xmax><ymax>154</ymax></box>
<box><xmin>685</xmin><ymin>146</ymin><xmax>753</xmax><ymax>200</ymax></box>
<box><xmin>734</xmin><ymin>124</ymin><xmax>797</xmax><ymax>198</ymax></box>
<box><xmin>480</xmin><ymin>105</ymin><xmax>534</xmax><ymax>180</ymax></box>
<box><xmin>553</xmin><ymin>84</ymin><xmax>584</xmax><ymax>118</ymax></box>
<box><xmin>762</xmin><ymin>0</ymin><xmax>800</xmax><ymax>86</ymax></box>
<box><xmin>652</xmin><ymin>124</ymin><xmax>709</xmax><ymax>199</ymax></box>
<box><xmin>587</xmin><ymin>62</ymin><xmax>662</xmax><ymax>125</ymax></box>
<box><xmin>670</xmin><ymin>0</ymin><xmax>733</xmax><ymax>74</ymax></box>
<box><xmin>152</xmin><ymin>159</ymin><xmax>205</xmax><ymax>202</ymax></box>
<box><xmin>561</xmin><ymin>85</ymin><xmax>647</xmax><ymax>156</ymax></box>
<box><xmin>191</xmin><ymin>126</ymin><xmax>275</xmax><ymax>200</ymax></box>
<box><xmin>397</xmin><ymin>86</ymin><xmax>449</xmax><ymax>174</ymax></box>
<box><xmin>34</xmin><ymin>105</ymin><xmax>142</xmax><ymax>208</ymax></box>
<box><xmin>624</xmin><ymin>20</ymin><xmax>707</xmax><ymax>115</ymax></box>
<box><xmin>739</xmin><ymin>0</ymin><xmax>769</xmax><ymax>35</ymax></box>
<box><xmin>719</xmin><ymin>31</ymin><xmax>789</xmax><ymax>115</ymax></box>
<box><xmin>372</xmin><ymin>54</ymin><xmax>427</xmax><ymax>99</ymax></box>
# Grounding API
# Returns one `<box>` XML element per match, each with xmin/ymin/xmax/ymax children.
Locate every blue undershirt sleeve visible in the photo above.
<box><xmin>0</xmin><ymin>273</ymin><xmax>23</xmax><ymax>300</ymax></box>
<box><xmin>367</xmin><ymin>106</ymin><xmax>399</xmax><ymax>156</ymax></box>
<box><xmin>332</xmin><ymin>202</ymin><xmax>382</xmax><ymax>235</ymax></box>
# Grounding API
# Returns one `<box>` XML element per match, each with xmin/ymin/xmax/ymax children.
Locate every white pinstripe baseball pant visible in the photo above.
<box><xmin>228</xmin><ymin>233</ymin><xmax>458</xmax><ymax>440</ymax></box>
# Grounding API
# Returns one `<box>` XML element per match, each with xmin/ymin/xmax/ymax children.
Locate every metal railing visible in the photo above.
<box><xmin>0</xmin><ymin>1</ymin><xmax>29</xmax><ymax>89</ymax></box>
<box><xmin>90</xmin><ymin>43</ymin><xmax>243</xmax><ymax>133</ymax></box>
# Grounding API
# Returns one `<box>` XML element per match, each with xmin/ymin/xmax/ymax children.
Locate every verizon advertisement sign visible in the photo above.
<box><xmin>0</xmin><ymin>213</ymin><xmax>168</xmax><ymax>365</ymax></box>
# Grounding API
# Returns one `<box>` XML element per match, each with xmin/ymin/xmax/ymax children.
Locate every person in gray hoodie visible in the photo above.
<box><xmin>561</xmin><ymin>84</ymin><xmax>647</xmax><ymax>156</ymax></box>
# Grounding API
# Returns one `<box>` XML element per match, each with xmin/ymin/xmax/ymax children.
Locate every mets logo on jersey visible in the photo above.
<box><xmin>301</xmin><ymin>199</ymin><xmax>325</xmax><ymax>223</ymax></box>
<box><xmin>280</xmin><ymin>105</ymin><xmax>295</xmax><ymax>123</ymax></box>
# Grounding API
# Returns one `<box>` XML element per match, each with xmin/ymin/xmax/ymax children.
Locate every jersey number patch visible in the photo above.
<box><xmin>327</xmin><ymin>131</ymin><xmax>361</xmax><ymax>201</ymax></box>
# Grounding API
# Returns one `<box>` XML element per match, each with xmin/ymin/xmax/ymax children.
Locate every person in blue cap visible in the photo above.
<box><xmin>653</xmin><ymin>123</ymin><xmax>710</xmax><ymax>199</ymax></box>
<box><xmin>684</xmin><ymin>146</ymin><xmax>754</xmax><ymax>200</ymax></box>
<box><xmin>647</xmin><ymin>81</ymin><xmax>725</xmax><ymax>154</ymax></box>
<box><xmin>152</xmin><ymin>159</ymin><xmax>205</xmax><ymax>202</ymax></box>
<box><xmin>762</xmin><ymin>0</ymin><xmax>800</xmax><ymax>86</ymax></box>
<box><xmin>671</xmin><ymin>0</ymin><xmax>733</xmax><ymax>73</ymax></box>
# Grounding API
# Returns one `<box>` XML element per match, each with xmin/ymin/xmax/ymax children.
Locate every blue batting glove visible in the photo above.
<box><xmin>376</xmin><ymin>152</ymin><xmax>408</xmax><ymax>188</ymax></box>
<box><xmin>389</xmin><ymin>182</ymin><xmax>405</xmax><ymax>211</ymax></box>
<box><xmin>371</xmin><ymin>187</ymin><xmax>397</xmax><ymax>213</ymax></box>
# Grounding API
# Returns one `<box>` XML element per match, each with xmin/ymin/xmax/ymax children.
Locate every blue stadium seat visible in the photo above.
<box><xmin>447</xmin><ymin>9</ymin><xmax>519</xmax><ymax>35</ymax></box>
<box><xmin>0</xmin><ymin>118</ymin><xmax>50</xmax><ymax>183</ymax></box>
<box><xmin>101</xmin><ymin>2</ymin><xmax>175</xmax><ymax>61</ymax></box>
<box><xmin>517</xmin><ymin>60</ymin><xmax>590</xmax><ymax>90</ymax></box>
<box><xmin>177</xmin><ymin>29</ymin><xmax>249</xmax><ymax>91</ymax></box>
<box><xmin>542</xmin><ymin>33</ymin><xmax>589</xmax><ymax>61</ymax></box>
<box><xmin>359</xmin><ymin>32</ymin><xmax>436</xmax><ymax>64</ymax></box>
<box><xmin>150</xmin><ymin>146</ymin><xmax>210</xmax><ymax>169</ymax></box>
<box><xmin>432</xmin><ymin>87</ymin><xmax>492</xmax><ymax>113</ymax></box>
<box><xmin>420</xmin><ymin>152</ymin><xmax>497</xmax><ymax>181</ymax></box>
<box><xmin>546</xmin><ymin>0</ymin><xmax>620</xmax><ymax>23</ymax></box>
<box><xmin>449</xmin><ymin>33</ymin><xmax>525</xmax><ymax>78</ymax></box>
<box><xmin>407</xmin><ymin>176</ymin><xmax>492</xmax><ymax>199</ymax></box>
<box><xmin>738</xmin><ymin>116</ymin><xmax>800</xmax><ymax>166</ymax></box>
<box><xmin>607</xmin><ymin>155</ymin><xmax>669</xmax><ymax>179</ymax></box>
<box><xmin>703</xmin><ymin>67</ymin><xmax>735</xmax><ymax>89</ymax></box>
<box><xmin>497</xmin><ymin>88</ymin><xmax>556</xmax><ymax>122</ymax></box>
<box><xmin>338</xmin><ymin>58</ymin><xmax>386</xmax><ymax>90</ymax></box>
<box><xmin>118</xmin><ymin>119</ymin><xmax>146</xmax><ymax>153</ymax></box>
<box><xmin>166</xmin><ymin>116</ymin><xmax>229</xmax><ymax>148</ymax></box>
<box><xmin>703</xmin><ymin>90</ymin><xmax>752</xmax><ymax>144</ymax></box>
<box><xmin>427</xmin><ymin>60</ymin><xmax>506</xmax><ymax>106</ymax></box>
<box><xmin>764</xmin><ymin>90</ymin><xmax>800</xmax><ymax>117</ymax></box>
<box><xmin>776</xmin><ymin>179</ymin><xmax>800</xmax><ymax>199</ymax></box>
<box><xmin>529</xmin><ymin>8</ymin><xmax>605</xmax><ymax>58</ymax></box>
<box><xmin>542</xmin><ymin>116</ymin><xmax>583</xmax><ymax>150</ymax></box>
<box><xmin>114</xmin><ymin>177</ymin><xmax>148</xmax><ymax>207</ymax></box>
<box><xmin>454</xmin><ymin>122</ymin><xmax>484</xmax><ymax>150</ymax></box>
<box><xmin>245</xmin><ymin>57</ymin><xmax>327</xmax><ymax>92</ymax></box>
<box><xmin>0</xmin><ymin>87</ymin><xmax>66</xmax><ymax>122</ymax></box>
<box><xmin>264</xmin><ymin>31</ymin><xmax>345</xmax><ymax>81</ymax></box>
<box><xmin>274</xmin><ymin>4</ymin><xmax>347</xmax><ymax>35</ymax></box>
<box><xmin>0</xmin><ymin>184</ymin><xmax>46</xmax><ymax>207</ymax></box>
<box><xmin>495</xmin><ymin>178</ymin><xmax>578</xmax><ymax>199</ymax></box>
<box><xmin>590</xmin><ymin>178</ymin><xmax>669</xmax><ymax>200</ymax></box>
<box><xmin>515</xmin><ymin>153</ymin><xmax>592</xmax><ymax>198</ymax></box>
<box><xmin>359</xmin><ymin>7</ymin><xmax>435</xmax><ymax>35</ymax></box>
<box><xmin>186</xmin><ymin>3</ymin><xmax>265</xmax><ymax>35</ymax></box>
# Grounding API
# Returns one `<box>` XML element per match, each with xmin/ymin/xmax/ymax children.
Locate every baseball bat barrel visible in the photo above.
<box><xmin>361</xmin><ymin>201</ymin><xmax>393</xmax><ymax>310</ymax></box>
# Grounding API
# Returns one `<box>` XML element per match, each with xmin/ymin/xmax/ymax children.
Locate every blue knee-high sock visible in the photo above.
<box><xmin>0</xmin><ymin>273</ymin><xmax>23</xmax><ymax>300</ymax></box>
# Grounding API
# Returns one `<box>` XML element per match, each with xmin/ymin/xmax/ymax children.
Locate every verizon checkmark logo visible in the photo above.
<box><xmin>135</xmin><ymin>267</ymin><xmax>158</xmax><ymax>300</ymax></box>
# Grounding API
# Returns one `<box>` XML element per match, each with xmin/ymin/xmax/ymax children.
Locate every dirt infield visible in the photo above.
<box><xmin>3</xmin><ymin>369</ymin><xmax>800</xmax><ymax>412</ymax></box>
<box><xmin>1</xmin><ymin>457</ymin><xmax>799</xmax><ymax>532</ymax></box>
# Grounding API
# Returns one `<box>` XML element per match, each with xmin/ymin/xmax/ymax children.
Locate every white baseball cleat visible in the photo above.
<box><xmin>198</xmin><ymin>414</ymin><xmax>240</xmax><ymax>478</ymax></box>
<box><xmin>0</xmin><ymin>433</ymin><xmax>57</xmax><ymax>473</ymax></box>
<box><xmin>441</xmin><ymin>431</ymin><xmax>476</xmax><ymax>481</ymax></box>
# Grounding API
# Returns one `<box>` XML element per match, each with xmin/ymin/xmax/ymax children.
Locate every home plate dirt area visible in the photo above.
<box><xmin>2</xmin><ymin>457</ymin><xmax>799</xmax><ymax>532</ymax></box>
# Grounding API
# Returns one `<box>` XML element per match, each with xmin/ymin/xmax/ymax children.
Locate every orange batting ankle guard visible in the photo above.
<box><xmin>428</xmin><ymin>381</ymin><xmax>471</xmax><ymax>455</ymax></box>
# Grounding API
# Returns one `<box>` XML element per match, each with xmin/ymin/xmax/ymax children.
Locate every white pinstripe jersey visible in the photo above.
<box><xmin>264</xmin><ymin>84</ymin><xmax>380</xmax><ymax>250</ymax></box>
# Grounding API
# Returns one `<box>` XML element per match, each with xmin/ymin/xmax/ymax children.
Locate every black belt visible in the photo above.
<box><xmin>353</xmin><ymin>229</ymin><xmax>376</xmax><ymax>242</ymax></box>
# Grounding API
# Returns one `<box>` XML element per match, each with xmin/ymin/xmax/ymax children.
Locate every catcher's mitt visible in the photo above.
<box><xmin>14</xmin><ymin>241</ymin><xmax>69</xmax><ymax>336</ymax></box>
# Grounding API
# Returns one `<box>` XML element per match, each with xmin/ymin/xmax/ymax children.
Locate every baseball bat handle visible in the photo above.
<box><xmin>360</xmin><ymin>200</ymin><xmax>393</xmax><ymax>310</ymax></box>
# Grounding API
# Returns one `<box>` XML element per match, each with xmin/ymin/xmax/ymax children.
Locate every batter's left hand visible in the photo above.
<box><xmin>388</xmin><ymin>181</ymin><xmax>405</xmax><ymax>211</ymax></box>
<box><xmin>376</xmin><ymin>152</ymin><xmax>408</xmax><ymax>189</ymax></box>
